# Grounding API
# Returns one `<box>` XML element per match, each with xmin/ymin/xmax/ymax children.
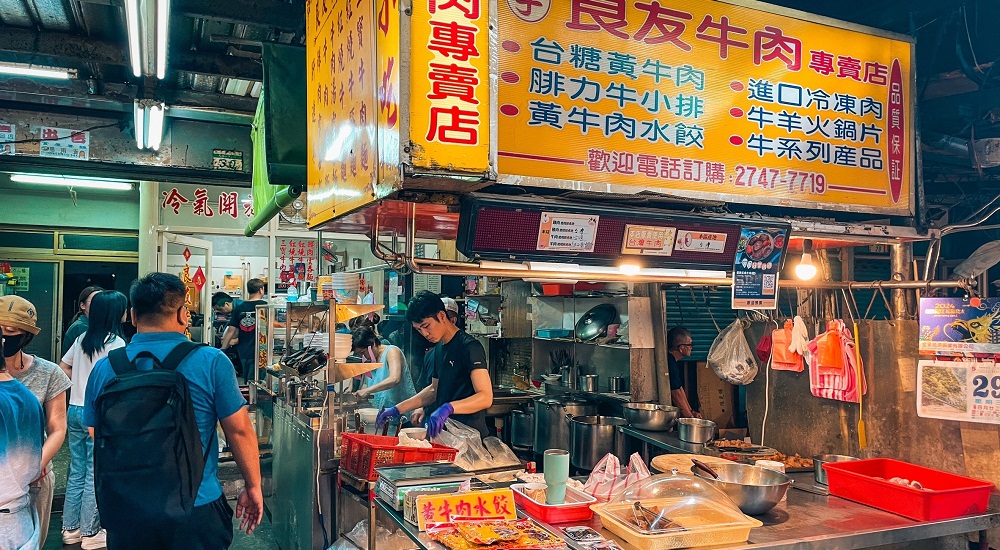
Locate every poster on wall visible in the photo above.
<box><xmin>919</xmin><ymin>297</ymin><xmax>1000</xmax><ymax>356</ymax></box>
<box><xmin>10</xmin><ymin>267</ymin><xmax>28</xmax><ymax>292</ymax></box>
<box><xmin>917</xmin><ymin>359</ymin><xmax>1000</xmax><ymax>424</ymax></box>
<box><xmin>39</xmin><ymin>127</ymin><xmax>89</xmax><ymax>160</ymax></box>
<box><xmin>0</xmin><ymin>123</ymin><xmax>14</xmax><ymax>155</ymax></box>
<box><xmin>731</xmin><ymin>227</ymin><xmax>786</xmax><ymax>309</ymax></box>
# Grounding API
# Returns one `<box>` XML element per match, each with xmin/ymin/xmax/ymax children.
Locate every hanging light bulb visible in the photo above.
<box><xmin>795</xmin><ymin>239</ymin><xmax>817</xmax><ymax>280</ymax></box>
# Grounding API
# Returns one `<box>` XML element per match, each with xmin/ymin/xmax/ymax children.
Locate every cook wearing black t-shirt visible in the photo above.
<box><xmin>376</xmin><ymin>291</ymin><xmax>493</xmax><ymax>439</ymax></box>
<box><xmin>221</xmin><ymin>278</ymin><xmax>268</xmax><ymax>377</ymax></box>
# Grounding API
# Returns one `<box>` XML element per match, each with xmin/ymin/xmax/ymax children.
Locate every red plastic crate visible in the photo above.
<box><xmin>340</xmin><ymin>433</ymin><xmax>458</xmax><ymax>481</ymax></box>
<box><xmin>824</xmin><ymin>458</ymin><xmax>994</xmax><ymax>521</ymax></box>
<box><xmin>511</xmin><ymin>483</ymin><xmax>595</xmax><ymax>523</ymax></box>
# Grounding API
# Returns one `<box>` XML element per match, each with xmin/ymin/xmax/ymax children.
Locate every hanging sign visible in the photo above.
<box><xmin>621</xmin><ymin>224</ymin><xmax>677</xmax><ymax>256</ymax></box>
<box><xmin>192</xmin><ymin>267</ymin><xmax>207</xmax><ymax>291</ymax></box>
<box><xmin>675</xmin><ymin>230</ymin><xmax>727</xmax><ymax>253</ymax></box>
<box><xmin>39</xmin><ymin>127</ymin><xmax>89</xmax><ymax>160</ymax></box>
<box><xmin>415</xmin><ymin>489</ymin><xmax>517</xmax><ymax>531</ymax></box>
<box><xmin>495</xmin><ymin>0</ymin><xmax>914</xmax><ymax>215</ymax></box>
<box><xmin>10</xmin><ymin>267</ymin><xmax>29</xmax><ymax>292</ymax></box>
<box><xmin>917</xmin><ymin>359</ymin><xmax>1000</xmax><ymax>424</ymax></box>
<box><xmin>212</xmin><ymin>149</ymin><xmax>244</xmax><ymax>171</ymax></box>
<box><xmin>0</xmin><ymin>123</ymin><xmax>14</xmax><ymax>155</ymax></box>
<box><xmin>537</xmin><ymin>212</ymin><xmax>599</xmax><ymax>252</ymax></box>
<box><xmin>183</xmin><ymin>247</ymin><xmax>192</xmax><ymax>262</ymax></box>
<box><xmin>919</xmin><ymin>297</ymin><xmax>1000</xmax><ymax>356</ymax></box>
<box><xmin>731</xmin><ymin>227</ymin><xmax>786</xmax><ymax>309</ymax></box>
<box><xmin>159</xmin><ymin>183</ymin><xmax>255</xmax><ymax>230</ymax></box>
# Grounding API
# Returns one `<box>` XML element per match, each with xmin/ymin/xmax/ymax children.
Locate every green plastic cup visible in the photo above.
<box><xmin>543</xmin><ymin>449</ymin><xmax>570</xmax><ymax>505</ymax></box>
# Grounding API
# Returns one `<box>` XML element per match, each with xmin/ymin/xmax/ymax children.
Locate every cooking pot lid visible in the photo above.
<box><xmin>575</xmin><ymin>304</ymin><xmax>619</xmax><ymax>342</ymax></box>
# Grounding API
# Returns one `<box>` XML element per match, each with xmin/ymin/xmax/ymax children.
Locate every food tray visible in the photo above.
<box><xmin>591</xmin><ymin>497</ymin><xmax>761</xmax><ymax>550</ymax></box>
<box><xmin>536</xmin><ymin>328</ymin><xmax>573</xmax><ymax>339</ymax></box>
<box><xmin>511</xmin><ymin>483</ymin><xmax>596</xmax><ymax>523</ymax></box>
<box><xmin>340</xmin><ymin>433</ymin><xmax>458</xmax><ymax>481</ymax></box>
<box><xmin>824</xmin><ymin>458</ymin><xmax>994</xmax><ymax>521</ymax></box>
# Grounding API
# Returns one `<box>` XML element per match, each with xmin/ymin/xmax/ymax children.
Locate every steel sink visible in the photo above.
<box><xmin>486</xmin><ymin>386</ymin><xmax>535</xmax><ymax>416</ymax></box>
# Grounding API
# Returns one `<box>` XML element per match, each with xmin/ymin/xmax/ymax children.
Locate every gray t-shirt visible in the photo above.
<box><xmin>14</xmin><ymin>356</ymin><xmax>71</xmax><ymax>405</ymax></box>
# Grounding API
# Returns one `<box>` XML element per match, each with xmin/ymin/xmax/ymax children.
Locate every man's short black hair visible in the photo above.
<box><xmin>247</xmin><ymin>278</ymin><xmax>266</xmax><ymax>295</ymax></box>
<box><xmin>668</xmin><ymin>327</ymin><xmax>692</xmax><ymax>349</ymax></box>
<box><xmin>211</xmin><ymin>291</ymin><xmax>233</xmax><ymax>308</ymax></box>
<box><xmin>406</xmin><ymin>290</ymin><xmax>445</xmax><ymax>324</ymax></box>
<box><xmin>130</xmin><ymin>272</ymin><xmax>187</xmax><ymax>322</ymax></box>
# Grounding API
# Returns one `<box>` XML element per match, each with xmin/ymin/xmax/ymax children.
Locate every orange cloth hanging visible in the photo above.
<box><xmin>771</xmin><ymin>320</ymin><xmax>803</xmax><ymax>372</ymax></box>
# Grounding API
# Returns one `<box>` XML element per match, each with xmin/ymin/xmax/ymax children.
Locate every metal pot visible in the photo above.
<box><xmin>622</xmin><ymin>403</ymin><xmax>678</xmax><ymax>431</ymax></box>
<box><xmin>534</xmin><ymin>397</ymin><xmax>596</xmax><ymax>453</ymax></box>
<box><xmin>677</xmin><ymin>418</ymin><xmax>717</xmax><ymax>443</ymax></box>
<box><xmin>510</xmin><ymin>409</ymin><xmax>534</xmax><ymax>449</ymax></box>
<box><xmin>691</xmin><ymin>462</ymin><xmax>793</xmax><ymax>515</ymax></box>
<box><xmin>569</xmin><ymin>415</ymin><xmax>628</xmax><ymax>471</ymax></box>
<box><xmin>609</xmin><ymin>376</ymin><xmax>627</xmax><ymax>393</ymax></box>
<box><xmin>578</xmin><ymin>374</ymin><xmax>599</xmax><ymax>392</ymax></box>
<box><xmin>813</xmin><ymin>454</ymin><xmax>858</xmax><ymax>486</ymax></box>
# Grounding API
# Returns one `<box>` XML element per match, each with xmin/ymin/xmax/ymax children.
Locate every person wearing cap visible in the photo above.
<box><xmin>377</xmin><ymin>291</ymin><xmax>493</xmax><ymax>440</ymax></box>
<box><xmin>0</xmin><ymin>295</ymin><xmax>71</xmax><ymax>548</ymax></box>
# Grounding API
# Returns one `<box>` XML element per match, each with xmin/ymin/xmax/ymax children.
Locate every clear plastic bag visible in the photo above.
<box><xmin>433</xmin><ymin>419</ymin><xmax>492</xmax><ymax>470</ymax></box>
<box><xmin>483</xmin><ymin>436</ymin><xmax>521</xmax><ymax>467</ymax></box>
<box><xmin>707</xmin><ymin>319</ymin><xmax>758</xmax><ymax>385</ymax></box>
<box><xmin>328</xmin><ymin>520</ymin><xmax>418</xmax><ymax>550</ymax></box>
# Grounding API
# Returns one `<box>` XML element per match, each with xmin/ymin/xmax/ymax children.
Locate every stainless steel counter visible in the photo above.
<box><xmin>619</xmin><ymin>425</ymin><xmax>707</xmax><ymax>455</ymax></box>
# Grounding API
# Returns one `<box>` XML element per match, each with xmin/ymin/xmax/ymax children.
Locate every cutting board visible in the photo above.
<box><xmin>650</xmin><ymin>454</ymin><xmax>732</xmax><ymax>474</ymax></box>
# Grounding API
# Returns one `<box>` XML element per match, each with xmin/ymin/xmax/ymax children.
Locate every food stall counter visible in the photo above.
<box><xmin>620</xmin><ymin>425</ymin><xmax>707</xmax><ymax>457</ymax></box>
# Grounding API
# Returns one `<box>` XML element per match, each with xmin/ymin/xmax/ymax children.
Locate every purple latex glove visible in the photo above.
<box><xmin>376</xmin><ymin>406</ymin><xmax>400</xmax><ymax>430</ymax></box>
<box><xmin>426</xmin><ymin>403</ymin><xmax>454</xmax><ymax>439</ymax></box>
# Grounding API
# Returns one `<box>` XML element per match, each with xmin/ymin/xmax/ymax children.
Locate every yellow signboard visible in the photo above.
<box><xmin>496</xmin><ymin>0</ymin><xmax>913</xmax><ymax>215</ymax></box>
<box><xmin>375</xmin><ymin>0</ymin><xmax>402</xmax><ymax>194</ymax></box>
<box><xmin>409</xmin><ymin>0</ymin><xmax>491</xmax><ymax>172</ymax></box>
<box><xmin>306</xmin><ymin>0</ymin><xmax>378</xmax><ymax>226</ymax></box>
<box><xmin>415</xmin><ymin>489</ymin><xmax>517</xmax><ymax>530</ymax></box>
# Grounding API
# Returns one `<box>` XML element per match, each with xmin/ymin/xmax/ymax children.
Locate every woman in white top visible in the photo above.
<box><xmin>59</xmin><ymin>290</ymin><xmax>127</xmax><ymax>549</ymax></box>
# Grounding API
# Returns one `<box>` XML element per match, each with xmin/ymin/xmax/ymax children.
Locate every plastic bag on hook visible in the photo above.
<box><xmin>707</xmin><ymin>319</ymin><xmax>758</xmax><ymax>385</ymax></box>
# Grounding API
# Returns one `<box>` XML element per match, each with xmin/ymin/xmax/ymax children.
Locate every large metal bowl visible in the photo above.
<box><xmin>813</xmin><ymin>454</ymin><xmax>858</xmax><ymax>485</ymax></box>
<box><xmin>691</xmin><ymin>463</ymin><xmax>793</xmax><ymax>515</ymax></box>
<box><xmin>622</xmin><ymin>403</ymin><xmax>679</xmax><ymax>431</ymax></box>
<box><xmin>677</xmin><ymin>418</ymin><xmax>716</xmax><ymax>443</ymax></box>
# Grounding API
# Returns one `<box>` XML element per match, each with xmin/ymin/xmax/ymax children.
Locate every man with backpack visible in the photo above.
<box><xmin>83</xmin><ymin>273</ymin><xmax>262</xmax><ymax>549</ymax></box>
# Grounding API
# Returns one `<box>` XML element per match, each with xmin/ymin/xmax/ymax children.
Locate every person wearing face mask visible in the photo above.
<box><xmin>0</xmin><ymin>295</ymin><xmax>71</xmax><ymax>549</ymax></box>
<box><xmin>351</xmin><ymin>327</ymin><xmax>415</xmax><ymax>412</ymax></box>
<box><xmin>0</xmin><ymin>331</ymin><xmax>46</xmax><ymax>550</ymax></box>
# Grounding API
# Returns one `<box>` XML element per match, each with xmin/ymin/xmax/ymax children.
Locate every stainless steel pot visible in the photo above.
<box><xmin>609</xmin><ymin>376</ymin><xmax>627</xmax><ymax>393</ymax></box>
<box><xmin>569</xmin><ymin>415</ymin><xmax>628</xmax><ymax>471</ymax></box>
<box><xmin>677</xmin><ymin>418</ymin><xmax>717</xmax><ymax>443</ymax></box>
<box><xmin>813</xmin><ymin>454</ymin><xmax>858</xmax><ymax>486</ymax></box>
<box><xmin>510</xmin><ymin>409</ymin><xmax>534</xmax><ymax>449</ymax></box>
<box><xmin>622</xmin><ymin>403</ymin><xmax>678</xmax><ymax>431</ymax></box>
<box><xmin>578</xmin><ymin>374</ymin><xmax>599</xmax><ymax>392</ymax></box>
<box><xmin>534</xmin><ymin>397</ymin><xmax>596</xmax><ymax>453</ymax></box>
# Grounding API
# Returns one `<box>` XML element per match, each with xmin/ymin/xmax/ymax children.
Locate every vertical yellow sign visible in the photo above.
<box><xmin>307</xmin><ymin>0</ymin><xmax>378</xmax><ymax>227</ymax></box>
<box><xmin>409</xmin><ymin>0</ymin><xmax>491</xmax><ymax>173</ymax></box>
<box><xmin>376</xmin><ymin>0</ymin><xmax>402</xmax><ymax>194</ymax></box>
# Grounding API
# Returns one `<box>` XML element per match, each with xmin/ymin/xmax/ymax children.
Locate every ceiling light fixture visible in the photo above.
<box><xmin>124</xmin><ymin>0</ymin><xmax>169</xmax><ymax>79</ymax></box>
<box><xmin>133</xmin><ymin>99</ymin><xmax>166</xmax><ymax>151</ymax></box>
<box><xmin>618</xmin><ymin>263</ymin><xmax>641</xmax><ymax>276</ymax></box>
<box><xmin>0</xmin><ymin>63</ymin><xmax>73</xmax><ymax>80</ymax></box>
<box><xmin>10</xmin><ymin>174</ymin><xmax>133</xmax><ymax>191</ymax></box>
<box><xmin>155</xmin><ymin>0</ymin><xmax>169</xmax><ymax>79</ymax></box>
<box><xmin>795</xmin><ymin>239</ymin><xmax>818</xmax><ymax>280</ymax></box>
<box><xmin>125</xmin><ymin>0</ymin><xmax>142</xmax><ymax>77</ymax></box>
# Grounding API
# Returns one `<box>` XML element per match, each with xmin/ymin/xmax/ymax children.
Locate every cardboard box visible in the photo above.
<box><xmin>696</xmin><ymin>361</ymin><xmax>735</xmax><ymax>428</ymax></box>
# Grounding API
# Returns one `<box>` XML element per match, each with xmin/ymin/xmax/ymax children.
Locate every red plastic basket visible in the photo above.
<box><xmin>339</xmin><ymin>433</ymin><xmax>458</xmax><ymax>481</ymax></box>
<box><xmin>511</xmin><ymin>483</ymin><xmax>595</xmax><ymax>523</ymax></box>
<box><xmin>824</xmin><ymin>458</ymin><xmax>994</xmax><ymax>521</ymax></box>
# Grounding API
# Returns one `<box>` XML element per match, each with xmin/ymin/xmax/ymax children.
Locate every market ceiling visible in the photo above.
<box><xmin>1</xmin><ymin>0</ymin><xmax>999</xmax><ymax>223</ymax></box>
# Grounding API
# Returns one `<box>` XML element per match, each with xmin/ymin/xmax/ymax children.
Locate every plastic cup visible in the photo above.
<box><xmin>543</xmin><ymin>449</ymin><xmax>569</xmax><ymax>505</ymax></box>
<box><xmin>756</xmin><ymin>459</ymin><xmax>787</xmax><ymax>502</ymax></box>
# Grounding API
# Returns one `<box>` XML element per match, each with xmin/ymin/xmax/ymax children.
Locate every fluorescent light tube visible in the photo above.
<box><xmin>0</xmin><ymin>64</ymin><xmax>71</xmax><ymax>79</ymax></box>
<box><xmin>146</xmin><ymin>103</ymin><xmax>164</xmax><ymax>150</ymax></box>
<box><xmin>133</xmin><ymin>101</ymin><xmax>145</xmax><ymax>149</ymax></box>
<box><xmin>125</xmin><ymin>0</ymin><xmax>142</xmax><ymax>77</ymax></box>
<box><xmin>156</xmin><ymin>0</ymin><xmax>169</xmax><ymax>79</ymax></box>
<box><xmin>10</xmin><ymin>174</ymin><xmax>133</xmax><ymax>191</ymax></box>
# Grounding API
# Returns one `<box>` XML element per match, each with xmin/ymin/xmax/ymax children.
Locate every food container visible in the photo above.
<box><xmin>340</xmin><ymin>433</ymin><xmax>458</xmax><ymax>481</ymax></box>
<box><xmin>812</xmin><ymin>454</ymin><xmax>857</xmax><ymax>485</ymax></box>
<box><xmin>623</xmin><ymin>403</ymin><xmax>678</xmax><ymax>432</ymax></box>
<box><xmin>569</xmin><ymin>416</ymin><xmax>627</xmax><ymax>471</ymax></box>
<box><xmin>824</xmin><ymin>458</ymin><xmax>994</xmax><ymax>521</ymax></box>
<box><xmin>536</xmin><ymin>328</ymin><xmax>572</xmax><ymax>339</ymax></box>
<box><xmin>511</xmin><ymin>483</ymin><xmax>596</xmax><ymax>523</ymax></box>
<box><xmin>677</xmin><ymin>418</ymin><xmax>716</xmax><ymax>443</ymax></box>
<box><xmin>691</xmin><ymin>462</ymin><xmax>792</xmax><ymax>515</ymax></box>
<box><xmin>590</xmin><ymin>471</ymin><xmax>762</xmax><ymax>549</ymax></box>
<box><xmin>578</xmin><ymin>374</ymin><xmax>599</xmax><ymax>392</ymax></box>
<box><xmin>510</xmin><ymin>409</ymin><xmax>534</xmax><ymax>449</ymax></box>
<box><xmin>609</xmin><ymin>376</ymin><xmax>627</xmax><ymax>393</ymax></box>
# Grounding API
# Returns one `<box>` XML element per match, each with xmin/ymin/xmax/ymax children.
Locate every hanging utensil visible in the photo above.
<box><xmin>853</xmin><ymin>322</ymin><xmax>868</xmax><ymax>449</ymax></box>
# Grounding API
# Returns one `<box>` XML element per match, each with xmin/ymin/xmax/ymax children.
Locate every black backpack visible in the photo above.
<box><xmin>94</xmin><ymin>341</ymin><xmax>209</xmax><ymax>528</ymax></box>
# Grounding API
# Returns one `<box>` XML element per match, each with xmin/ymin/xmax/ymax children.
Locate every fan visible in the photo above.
<box><xmin>279</xmin><ymin>196</ymin><xmax>307</xmax><ymax>225</ymax></box>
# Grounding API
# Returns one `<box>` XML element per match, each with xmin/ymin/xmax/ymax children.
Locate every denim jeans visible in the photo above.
<box><xmin>62</xmin><ymin>405</ymin><xmax>101</xmax><ymax>536</ymax></box>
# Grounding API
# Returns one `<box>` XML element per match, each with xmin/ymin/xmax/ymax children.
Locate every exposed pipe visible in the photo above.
<box><xmin>244</xmin><ymin>185</ymin><xmax>302</xmax><ymax>237</ymax></box>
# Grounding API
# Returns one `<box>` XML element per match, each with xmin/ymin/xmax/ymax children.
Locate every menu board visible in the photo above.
<box><xmin>919</xmin><ymin>297</ymin><xmax>1000</xmax><ymax>356</ymax></box>
<box><xmin>918</xmin><ymin>359</ymin><xmax>1000</xmax><ymax>425</ymax></box>
<box><xmin>731</xmin><ymin>227</ymin><xmax>786</xmax><ymax>309</ymax></box>
<box><xmin>537</xmin><ymin>212</ymin><xmax>599</xmax><ymax>252</ymax></box>
<box><xmin>496</xmin><ymin>0</ymin><xmax>913</xmax><ymax>214</ymax></box>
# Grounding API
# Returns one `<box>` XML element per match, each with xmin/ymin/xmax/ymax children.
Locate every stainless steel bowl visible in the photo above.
<box><xmin>677</xmin><ymin>418</ymin><xmax>716</xmax><ymax>443</ymax></box>
<box><xmin>691</xmin><ymin>463</ymin><xmax>793</xmax><ymax>515</ymax></box>
<box><xmin>813</xmin><ymin>454</ymin><xmax>858</xmax><ymax>486</ymax></box>
<box><xmin>622</xmin><ymin>403</ymin><xmax>679</xmax><ymax>431</ymax></box>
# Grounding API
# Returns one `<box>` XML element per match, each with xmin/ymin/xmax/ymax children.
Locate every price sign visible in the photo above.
<box><xmin>675</xmin><ymin>230</ymin><xmax>728</xmax><ymax>253</ymax></box>
<box><xmin>918</xmin><ymin>359</ymin><xmax>1000</xmax><ymax>424</ymax></box>
<box><xmin>415</xmin><ymin>489</ymin><xmax>516</xmax><ymax>530</ymax></box>
<box><xmin>537</xmin><ymin>212</ymin><xmax>599</xmax><ymax>252</ymax></box>
<box><xmin>212</xmin><ymin>149</ymin><xmax>244</xmax><ymax>171</ymax></box>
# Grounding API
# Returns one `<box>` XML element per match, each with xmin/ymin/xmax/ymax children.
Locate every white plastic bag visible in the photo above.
<box><xmin>483</xmin><ymin>436</ymin><xmax>520</xmax><ymax>467</ymax></box>
<box><xmin>582</xmin><ymin>452</ymin><xmax>650</xmax><ymax>502</ymax></box>
<box><xmin>707</xmin><ymin>319</ymin><xmax>758</xmax><ymax>385</ymax></box>
<box><xmin>398</xmin><ymin>431</ymin><xmax>432</xmax><ymax>448</ymax></box>
<box><xmin>433</xmin><ymin>419</ymin><xmax>492</xmax><ymax>470</ymax></box>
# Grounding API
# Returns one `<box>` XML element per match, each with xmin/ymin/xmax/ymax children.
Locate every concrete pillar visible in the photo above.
<box><xmin>890</xmin><ymin>242</ymin><xmax>915</xmax><ymax>320</ymax></box>
<box><xmin>137</xmin><ymin>181</ymin><xmax>159</xmax><ymax>276</ymax></box>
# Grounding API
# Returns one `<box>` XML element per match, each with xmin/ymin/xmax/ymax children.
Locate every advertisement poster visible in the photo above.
<box><xmin>537</xmin><ymin>211</ymin><xmax>599</xmax><ymax>252</ymax></box>
<box><xmin>919</xmin><ymin>297</ymin><xmax>1000</xmax><ymax>356</ymax></box>
<box><xmin>39</xmin><ymin>127</ymin><xmax>89</xmax><ymax>160</ymax></box>
<box><xmin>496</xmin><ymin>0</ymin><xmax>913</xmax><ymax>214</ymax></box>
<box><xmin>621</xmin><ymin>224</ymin><xmax>677</xmax><ymax>256</ymax></box>
<box><xmin>0</xmin><ymin>123</ymin><xmax>14</xmax><ymax>155</ymax></box>
<box><xmin>731</xmin><ymin>227</ymin><xmax>786</xmax><ymax>309</ymax></box>
<box><xmin>917</xmin><ymin>359</ymin><xmax>1000</xmax><ymax>425</ymax></box>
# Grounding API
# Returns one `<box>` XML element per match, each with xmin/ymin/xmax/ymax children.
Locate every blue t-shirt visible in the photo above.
<box><xmin>84</xmin><ymin>332</ymin><xmax>247</xmax><ymax>506</ymax></box>
<box><xmin>0</xmin><ymin>378</ymin><xmax>44</xmax><ymax>509</ymax></box>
